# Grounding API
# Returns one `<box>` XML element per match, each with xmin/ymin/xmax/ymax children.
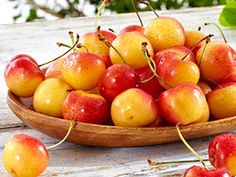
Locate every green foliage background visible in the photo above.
<box><xmin>9</xmin><ymin>0</ymin><xmax>226</xmax><ymax>22</ymax></box>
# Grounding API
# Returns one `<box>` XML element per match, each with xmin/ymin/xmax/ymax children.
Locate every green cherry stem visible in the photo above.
<box><xmin>46</xmin><ymin>121</ymin><xmax>77</xmax><ymax>150</ymax></box>
<box><xmin>69</xmin><ymin>31</ymin><xmax>76</xmax><ymax>52</ymax></box>
<box><xmin>95</xmin><ymin>0</ymin><xmax>109</xmax><ymax>29</ymax></box>
<box><xmin>147</xmin><ymin>158</ymin><xmax>210</xmax><ymax>166</ymax></box>
<box><xmin>176</xmin><ymin>125</ymin><xmax>209</xmax><ymax>169</ymax></box>
<box><xmin>130</xmin><ymin>0</ymin><xmax>143</xmax><ymax>27</ymax></box>
<box><xmin>204</xmin><ymin>22</ymin><xmax>227</xmax><ymax>43</ymax></box>
<box><xmin>197</xmin><ymin>38</ymin><xmax>210</xmax><ymax>66</ymax></box>
<box><xmin>38</xmin><ymin>34</ymin><xmax>79</xmax><ymax>67</ymax></box>
<box><xmin>181</xmin><ymin>34</ymin><xmax>213</xmax><ymax>61</ymax></box>
<box><xmin>142</xmin><ymin>42</ymin><xmax>172</xmax><ymax>88</ymax></box>
<box><xmin>139</xmin><ymin>74</ymin><xmax>155</xmax><ymax>84</ymax></box>
<box><xmin>97</xmin><ymin>26</ymin><xmax>126</xmax><ymax>64</ymax></box>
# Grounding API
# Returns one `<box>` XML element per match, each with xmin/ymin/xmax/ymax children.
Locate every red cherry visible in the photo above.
<box><xmin>136</xmin><ymin>66</ymin><xmax>164</xmax><ymax>99</ymax></box>
<box><xmin>99</xmin><ymin>64</ymin><xmax>138</xmax><ymax>102</ymax></box>
<box><xmin>184</xmin><ymin>166</ymin><xmax>232</xmax><ymax>177</ymax></box>
<box><xmin>208</xmin><ymin>134</ymin><xmax>236</xmax><ymax>176</ymax></box>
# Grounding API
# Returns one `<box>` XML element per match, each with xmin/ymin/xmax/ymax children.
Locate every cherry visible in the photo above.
<box><xmin>184</xmin><ymin>166</ymin><xmax>232</xmax><ymax>177</ymax></box>
<box><xmin>99</xmin><ymin>64</ymin><xmax>138</xmax><ymax>103</ymax></box>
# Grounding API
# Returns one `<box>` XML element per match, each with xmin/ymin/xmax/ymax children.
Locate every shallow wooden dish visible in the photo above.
<box><xmin>7</xmin><ymin>91</ymin><xmax>236</xmax><ymax>147</ymax></box>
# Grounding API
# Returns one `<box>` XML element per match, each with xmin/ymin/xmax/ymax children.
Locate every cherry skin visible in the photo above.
<box><xmin>45</xmin><ymin>58</ymin><xmax>65</xmax><ymax>81</ymax></box>
<box><xmin>79</xmin><ymin>30</ymin><xmax>116</xmax><ymax>68</ymax></box>
<box><xmin>120</xmin><ymin>25</ymin><xmax>145</xmax><ymax>34</ymax></box>
<box><xmin>3</xmin><ymin>134</ymin><xmax>48</xmax><ymax>177</ymax></box>
<box><xmin>61</xmin><ymin>52</ymin><xmax>106</xmax><ymax>91</ymax></box>
<box><xmin>144</xmin><ymin>16</ymin><xmax>185</xmax><ymax>52</ymax></box>
<box><xmin>184</xmin><ymin>30</ymin><xmax>205</xmax><ymax>49</ymax></box>
<box><xmin>109</xmin><ymin>31</ymin><xmax>154</xmax><ymax>69</ymax></box>
<box><xmin>184</xmin><ymin>166</ymin><xmax>232</xmax><ymax>177</ymax></box>
<box><xmin>99</xmin><ymin>64</ymin><xmax>138</xmax><ymax>103</ymax></box>
<box><xmin>111</xmin><ymin>88</ymin><xmax>159</xmax><ymax>127</ymax></box>
<box><xmin>9</xmin><ymin>54</ymin><xmax>38</xmax><ymax>65</ymax></box>
<box><xmin>207</xmin><ymin>82</ymin><xmax>236</xmax><ymax>119</ymax></box>
<box><xmin>158</xmin><ymin>83</ymin><xmax>207</xmax><ymax>125</ymax></box>
<box><xmin>33</xmin><ymin>78</ymin><xmax>72</xmax><ymax>117</ymax></box>
<box><xmin>4</xmin><ymin>58</ymin><xmax>45</xmax><ymax>97</ymax></box>
<box><xmin>156</xmin><ymin>54</ymin><xmax>200</xmax><ymax>89</ymax></box>
<box><xmin>196</xmin><ymin>41</ymin><xmax>234</xmax><ymax>83</ymax></box>
<box><xmin>208</xmin><ymin>134</ymin><xmax>236</xmax><ymax>176</ymax></box>
<box><xmin>154</xmin><ymin>46</ymin><xmax>195</xmax><ymax>64</ymax></box>
<box><xmin>136</xmin><ymin>66</ymin><xmax>164</xmax><ymax>99</ymax></box>
<box><xmin>63</xmin><ymin>90</ymin><xmax>110</xmax><ymax>125</ymax></box>
<box><xmin>197</xmin><ymin>82</ymin><xmax>212</xmax><ymax>96</ymax></box>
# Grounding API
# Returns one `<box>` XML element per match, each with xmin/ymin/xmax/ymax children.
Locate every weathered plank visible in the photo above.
<box><xmin>0</xmin><ymin>127</ymin><xmax>212</xmax><ymax>176</ymax></box>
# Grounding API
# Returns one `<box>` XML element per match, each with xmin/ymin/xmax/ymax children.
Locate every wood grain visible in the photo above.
<box><xmin>7</xmin><ymin>91</ymin><xmax>236</xmax><ymax>147</ymax></box>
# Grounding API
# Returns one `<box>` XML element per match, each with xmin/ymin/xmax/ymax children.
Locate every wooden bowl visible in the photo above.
<box><xmin>7</xmin><ymin>91</ymin><xmax>236</xmax><ymax>147</ymax></box>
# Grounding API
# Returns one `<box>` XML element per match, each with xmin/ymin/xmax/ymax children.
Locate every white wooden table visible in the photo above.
<box><xmin>0</xmin><ymin>6</ymin><xmax>236</xmax><ymax>177</ymax></box>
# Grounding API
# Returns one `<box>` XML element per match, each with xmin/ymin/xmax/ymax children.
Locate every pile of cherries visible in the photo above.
<box><xmin>3</xmin><ymin>0</ymin><xmax>236</xmax><ymax>176</ymax></box>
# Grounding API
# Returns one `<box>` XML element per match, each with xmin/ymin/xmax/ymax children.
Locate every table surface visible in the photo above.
<box><xmin>0</xmin><ymin>6</ymin><xmax>236</xmax><ymax>177</ymax></box>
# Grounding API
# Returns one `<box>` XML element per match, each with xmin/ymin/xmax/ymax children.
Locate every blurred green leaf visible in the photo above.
<box><xmin>26</xmin><ymin>8</ymin><xmax>44</xmax><ymax>22</ymax></box>
<box><xmin>13</xmin><ymin>14</ymin><xmax>21</xmax><ymax>21</ymax></box>
<box><xmin>219</xmin><ymin>0</ymin><xmax>236</xmax><ymax>27</ymax></box>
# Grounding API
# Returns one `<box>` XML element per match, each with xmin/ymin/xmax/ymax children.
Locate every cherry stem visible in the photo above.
<box><xmin>197</xmin><ymin>38</ymin><xmax>210</xmax><ymax>66</ymax></box>
<box><xmin>181</xmin><ymin>34</ymin><xmax>213</xmax><ymax>61</ymax></box>
<box><xmin>69</xmin><ymin>31</ymin><xmax>76</xmax><ymax>52</ymax></box>
<box><xmin>95</xmin><ymin>0</ymin><xmax>109</xmax><ymax>29</ymax></box>
<box><xmin>39</xmin><ymin>34</ymin><xmax>79</xmax><ymax>67</ymax></box>
<box><xmin>77</xmin><ymin>43</ymin><xmax>89</xmax><ymax>53</ymax></box>
<box><xmin>69</xmin><ymin>31</ymin><xmax>75</xmax><ymax>45</ymax></box>
<box><xmin>176</xmin><ymin>125</ymin><xmax>209</xmax><ymax>169</ymax></box>
<box><xmin>138</xmin><ymin>0</ymin><xmax>159</xmax><ymax>18</ymax></box>
<box><xmin>57</xmin><ymin>42</ymin><xmax>89</xmax><ymax>53</ymax></box>
<box><xmin>139</xmin><ymin>74</ymin><xmax>155</xmax><ymax>84</ymax></box>
<box><xmin>46</xmin><ymin>121</ymin><xmax>77</xmax><ymax>150</ymax></box>
<box><xmin>97</xmin><ymin>26</ymin><xmax>126</xmax><ymax>64</ymax></box>
<box><xmin>130</xmin><ymin>0</ymin><xmax>143</xmax><ymax>27</ymax></box>
<box><xmin>147</xmin><ymin>158</ymin><xmax>210</xmax><ymax>166</ymax></box>
<box><xmin>141</xmin><ymin>42</ymin><xmax>171</xmax><ymax>88</ymax></box>
<box><xmin>204</xmin><ymin>22</ymin><xmax>227</xmax><ymax>43</ymax></box>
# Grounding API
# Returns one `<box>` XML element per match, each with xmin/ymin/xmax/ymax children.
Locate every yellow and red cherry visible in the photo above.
<box><xmin>9</xmin><ymin>54</ymin><xmax>38</xmax><ymax>65</ymax></box>
<box><xmin>209</xmin><ymin>134</ymin><xmax>236</xmax><ymax>176</ymax></box>
<box><xmin>158</xmin><ymin>83</ymin><xmax>207</xmax><ymax>125</ymax></box>
<box><xmin>156</xmin><ymin>54</ymin><xmax>200</xmax><ymax>89</ymax></box>
<box><xmin>45</xmin><ymin>58</ymin><xmax>65</xmax><ymax>81</ymax></box>
<box><xmin>197</xmin><ymin>81</ymin><xmax>212</xmax><ymax>96</ymax></box>
<box><xmin>144</xmin><ymin>17</ymin><xmax>185</xmax><ymax>52</ymax></box>
<box><xmin>3</xmin><ymin>134</ymin><xmax>48</xmax><ymax>177</ymax></box>
<box><xmin>63</xmin><ymin>90</ymin><xmax>110</xmax><ymax>124</ymax></box>
<box><xmin>185</xmin><ymin>30</ymin><xmax>205</xmax><ymax>49</ymax></box>
<box><xmin>207</xmin><ymin>82</ymin><xmax>236</xmax><ymax>119</ymax></box>
<box><xmin>120</xmin><ymin>25</ymin><xmax>144</xmax><ymax>34</ymax></box>
<box><xmin>196</xmin><ymin>41</ymin><xmax>234</xmax><ymax>83</ymax></box>
<box><xmin>184</xmin><ymin>166</ymin><xmax>232</xmax><ymax>177</ymax></box>
<box><xmin>223</xmin><ymin>67</ymin><xmax>236</xmax><ymax>83</ymax></box>
<box><xmin>109</xmin><ymin>31</ymin><xmax>154</xmax><ymax>69</ymax></box>
<box><xmin>61</xmin><ymin>52</ymin><xmax>105</xmax><ymax>90</ymax></box>
<box><xmin>136</xmin><ymin>66</ymin><xmax>164</xmax><ymax>99</ymax></box>
<box><xmin>4</xmin><ymin>58</ymin><xmax>45</xmax><ymax>97</ymax></box>
<box><xmin>154</xmin><ymin>46</ymin><xmax>195</xmax><ymax>64</ymax></box>
<box><xmin>33</xmin><ymin>78</ymin><xmax>72</xmax><ymax>117</ymax></box>
<box><xmin>111</xmin><ymin>88</ymin><xmax>159</xmax><ymax>127</ymax></box>
<box><xmin>99</xmin><ymin>64</ymin><xmax>138</xmax><ymax>102</ymax></box>
<box><xmin>79</xmin><ymin>30</ymin><xmax>116</xmax><ymax>68</ymax></box>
